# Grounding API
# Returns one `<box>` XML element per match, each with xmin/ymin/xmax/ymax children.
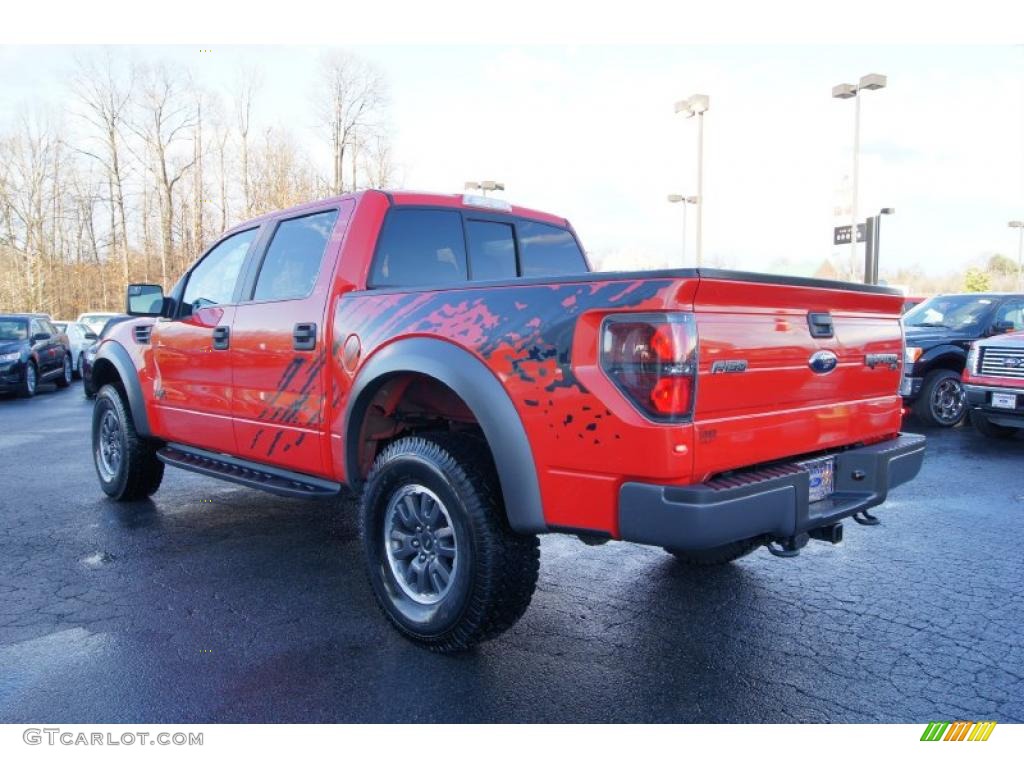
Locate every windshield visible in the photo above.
<box><xmin>903</xmin><ymin>295</ymin><xmax>997</xmax><ymax>334</ymax></box>
<box><xmin>0</xmin><ymin>318</ymin><xmax>29</xmax><ymax>342</ymax></box>
<box><xmin>79</xmin><ymin>314</ymin><xmax>114</xmax><ymax>326</ymax></box>
<box><xmin>53</xmin><ymin>322</ymin><xmax>67</xmax><ymax>333</ymax></box>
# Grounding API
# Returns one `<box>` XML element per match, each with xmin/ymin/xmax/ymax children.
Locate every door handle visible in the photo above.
<box><xmin>212</xmin><ymin>325</ymin><xmax>230</xmax><ymax>350</ymax></box>
<box><xmin>293</xmin><ymin>322</ymin><xmax>317</xmax><ymax>351</ymax></box>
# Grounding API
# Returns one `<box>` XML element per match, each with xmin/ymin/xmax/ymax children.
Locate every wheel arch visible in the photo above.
<box><xmin>344</xmin><ymin>337</ymin><xmax>547</xmax><ymax>535</ymax></box>
<box><xmin>91</xmin><ymin>342</ymin><xmax>152</xmax><ymax>437</ymax></box>
<box><xmin>918</xmin><ymin>345</ymin><xmax>967</xmax><ymax>374</ymax></box>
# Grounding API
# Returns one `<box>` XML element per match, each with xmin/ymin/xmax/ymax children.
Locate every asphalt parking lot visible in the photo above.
<box><xmin>1</xmin><ymin>381</ymin><xmax>1022</xmax><ymax>723</ymax></box>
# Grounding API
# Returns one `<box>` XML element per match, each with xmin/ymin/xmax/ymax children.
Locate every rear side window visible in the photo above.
<box><xmin>517</xmin><ymin>220</ymin><xmax>587</xmax><ymax>277</ymax></box>
<box><xmin>253</xmin><ymin>210</ymin><xmax>338</xmax><ymax>301</ymax></box>
<box><xmin>466</xmin><ymin>220</ymin><xmax>517</xmax><ymax>281</ymax></box>
<box><xmin>370</xmin><ymin>209</ymin><xmax>467</xmax><ymax>287</ymax></box>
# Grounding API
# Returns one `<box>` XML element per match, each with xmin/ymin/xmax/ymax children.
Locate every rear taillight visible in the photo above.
<box><xmin>600</xmin><ymin>313</ymin><xmax>697</xmax><ymax>421</ymax></box>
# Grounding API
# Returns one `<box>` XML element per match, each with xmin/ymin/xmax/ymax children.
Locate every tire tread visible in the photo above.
<box><xmin>95</xmin><ymin>383</ymin><xmax>164</xmax><ymax>500</ymax></box>
<box><xmin>359</xmin><ymin>432</ymin><xmax>539</xmax><ymax>652</ymax></box>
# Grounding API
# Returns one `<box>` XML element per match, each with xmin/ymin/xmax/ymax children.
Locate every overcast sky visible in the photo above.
<box><xmin>2</xmin><ymin>44</ymin><xmax>1022</xmax><ymax>278</ymax></box>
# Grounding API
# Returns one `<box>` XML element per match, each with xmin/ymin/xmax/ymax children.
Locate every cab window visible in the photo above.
<box><xmin>517</xmin><ymin>220</ymin><xmax>587</xmax><ymax>277</ymax></box>
<box><xmin>252</xmin><ymin>210</ymin><xmax>338</xmax><ymax>302</ymax></box>
<box><xmin>369</xmin><ymin>209</ymin><xmax>467</xmax><ymax>287</ymax></box>
<box><xmin>995</xmin><ymin>300</ymin><xmax>1024</xmax><ymax>331</ymax></box>
<box><xmin>182</xmin><ymin>228</ymin><xmax>258</xmax><ymax>314</ymax></box>
<box><xmin>466</xmin><ymin>220</ymin><xmax>517</xmax><ymax>281</ymax></box>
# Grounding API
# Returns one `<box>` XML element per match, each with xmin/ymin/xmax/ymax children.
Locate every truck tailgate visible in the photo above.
<box><xmin>691</xmin><ymin>273</ymin><xmax>905</xmax><ymax>480</ymax></box>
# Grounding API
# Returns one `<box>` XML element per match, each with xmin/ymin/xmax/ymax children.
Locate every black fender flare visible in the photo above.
<box><xmin>917</xmin><ymin>344</ymin><xmax>967</xmax><ymax>373</ymax></box>
<box><xmin>93</xmin><ymin>341</ymin><xmax>152</xmax><ymax>437</ymax></box>
<box><xmin>344</xmin><ymin>337</ymin><xmax>547</xmax><ymax>535</ymax></box>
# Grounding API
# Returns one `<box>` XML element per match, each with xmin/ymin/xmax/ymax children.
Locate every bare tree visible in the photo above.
<box><xmin>361</xmin><ymin>132</ymin><xmax>399</xmax><ymax>189</ymax></box>
<box><xmin>249</xmin><ymin>126</ymin><xmax>321</xmax><ymax>214</ymax></box>
<box><xmin>0</xmin><ymin>46</ymin><xmax>398</xmax><ymax>317</ymax></box>
<box><xmin>70</xmin><ymin>49</ymin><xmax>135</xmax><ymax>285</ymax></box>
<box><xmin>2</xmin><ymin>115</ymin><xmax>63</xmax><ymax>311</ymax></box>
<box><xmin>129</xmin><ymin>62</ymin><xmax>196</xmax><ymax>286</ymax></box>
<box><xmin>234</xmin><ymin>65</ymin><xmax>262</xmax><ymax>219</ymax></box>
<box><xmin>315</xmin><ymin>51</ymin><xmax>386</xmax><ymax>195</ymax></box>
<box><xmin>214</xmin><ymin>121</ymin><xmax>230</xmax><ymax>233</ymax></box>
<box><xmin>191</xmin><ymin>90</ymin><xmax>206</xmax><ymax>260</ymax></box>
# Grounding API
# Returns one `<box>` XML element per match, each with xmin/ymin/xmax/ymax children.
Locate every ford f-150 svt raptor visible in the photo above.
<box><xmin>89</xmin><ymin>190</ymin><xmax>925</xmax><ymax>651</ymax></box>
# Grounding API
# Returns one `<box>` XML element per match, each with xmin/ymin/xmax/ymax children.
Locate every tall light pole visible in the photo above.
<box><xmin>864</xmin><ymin>207</ymin><xmax>895</xmax><ymax>285</ymax></box>
<box><xmin>465</xmin><ymin>180</ymin><xmax>505</xmax><ymax>197</ymax></box>
<box><xmin>674</xmin><ymin>94</ymin><xmax>709</xmax><ymax>266</ymax></box>
<box><xmin>668</xmin><ymin>194</ymin><xmax>698</xmax><ymax>265</ymax></box>
<box><xmin>832</xmin><ymin>74</ymin><xmax>887</xmax><ymax>267</ymax></box>
<box><xmin>1010</xmin><ymin>221</ymin><xmax>1024</xmax><ymax>291</ymax></box>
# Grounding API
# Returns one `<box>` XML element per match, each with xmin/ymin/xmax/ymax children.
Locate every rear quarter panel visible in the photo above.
<box><xmin>331</xmin><ymin>276</ymin><xmax>699</xmax><ymax>535</ymax></box>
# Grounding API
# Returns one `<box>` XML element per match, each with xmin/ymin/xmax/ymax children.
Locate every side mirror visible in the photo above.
<box><xmin>84</xmin><ymin>332</ymin><xmax>99</xmax><ymax>341</ymax></box>
<box><xmin>127</xmin><ymin>283</ymin><xmax>165</xmax><ymax>316</ymax></box>
<box><xmin>31</xmin><ymin>332</ymin><xmax>51</xmax><ymax>343</ymax></box>
<box><xmin>991</xmin><ymin>320</ymin><xmax>1015</xmax><ymax>335</ymax></box>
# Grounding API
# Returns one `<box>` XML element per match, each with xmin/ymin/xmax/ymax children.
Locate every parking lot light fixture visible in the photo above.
<box><xmin>832</xmin><ymin>83</ymin><xmax>857</xmax><ymax>99</ymax></box>
<box><xmin>859</xmin><ymin>73</ymin><xmax>888</xmax><ymax>91</ymax></box>
<box><xmin>465</xmin><ymin>180</ymin><xmax>505</xmax><ymax>197</ymax></box>
<box><xmin>1010</xmin><ymin>221</ymin><xmax>1024</xmax><ymax>291</ymax></box>
<box><xmin>674</xmin><ymin>94</ymin><xmax>709</xmax><ymax>265</ymax></box>
<box><xmin>833</xmin><ymin>74</ymin><xmax>887</xmax><ymax>267</ymax></box>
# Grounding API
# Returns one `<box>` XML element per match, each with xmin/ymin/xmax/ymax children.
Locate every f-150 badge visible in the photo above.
<box><xmin>864</xmin><ymin>353</ymin><xmax>900</xmax><ymax>370</ymax></box>
<box><xmin>710</xmin><ymin>359</ymin><xmax>748</xmax><ymax>374</ymax></box>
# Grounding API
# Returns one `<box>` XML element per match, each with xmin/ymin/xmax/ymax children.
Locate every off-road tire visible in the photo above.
<box><xmin>969</xmin><ymin>409</ymin><xmax>1018</xmax><ymax>439</ymax></box>
<box><xmin>359</xmin><ymin>432</ymin><xmax>540</xmax><ymax>652</ymax></box>
<box><xmin>913</xmin><ymin>369</ymin><xmax>966</xmax><ymax>427</ymax></box>
<box><xmin>666</xmin><ymin>536</ymin><xmax>764</xmax><ymax>566</ymax></box>
<box><xmin>93</xmin><ymin>383</ymin><xmax>164</xmax><ymax>501</ymax></box>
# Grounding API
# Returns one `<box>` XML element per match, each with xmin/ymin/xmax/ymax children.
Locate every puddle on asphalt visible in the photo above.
<box><xmin>81</xmin><ymin>552</ymin><xmax>116</xmax><ymax>567</ymax></box>
<box><xmin>0</xmin><ymin>627</ymin><xmax>112</xmax><ymax>710</ymax></box>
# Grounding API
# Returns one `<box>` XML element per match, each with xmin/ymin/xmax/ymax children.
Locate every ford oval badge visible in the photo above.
<box><xmin>809</xmin><ymin>350</ymin><xmax>839</xmax><ymax>374</ymax></box>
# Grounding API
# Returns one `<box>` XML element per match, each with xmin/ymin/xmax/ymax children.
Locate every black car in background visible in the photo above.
<box><xmin>82</xmin><ymin>314</ymin><xmax>131</xmax><ymax>398</ymax></box>
<box><xmin>901</xmin><ymin>293</ymin><xmax>1024</xmax><ymax>426</ymax></box>
<box><xmin>0</xmin><ymin>313</ymin><xmax>74</xmax><ymax>397</ymax></box>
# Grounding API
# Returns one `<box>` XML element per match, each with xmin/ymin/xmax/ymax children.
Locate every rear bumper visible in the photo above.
<box><xmin>618</xmin><ymin>433</ymin><xmax>926</xmax><ymax>551</ymax></box>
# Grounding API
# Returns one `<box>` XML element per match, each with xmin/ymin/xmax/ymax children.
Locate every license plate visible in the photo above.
<box><xmin>992</xmin><ymin>392</ymin><xmax>1017</xmax><ymax>409</ymax></box>
<box><xmin>799</xmin><ymin>456</ymin><xmax>835</xmax><ymax>503</ymax></box>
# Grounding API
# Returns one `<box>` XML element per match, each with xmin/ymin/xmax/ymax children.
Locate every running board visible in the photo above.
<box><xmin>157</xmin><ymin>443</ymin><xmax>343</xmax><ymax>500</ymax></box>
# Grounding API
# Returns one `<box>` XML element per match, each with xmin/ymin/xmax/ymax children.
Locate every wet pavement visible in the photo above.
<box><xmin>1</xmin><ymin>381</ymin><xmax>1022</xmax><ymax>723</ymax></box>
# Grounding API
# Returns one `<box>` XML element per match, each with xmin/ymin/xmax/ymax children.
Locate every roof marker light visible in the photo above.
<box><xmin>461</xmin><ymin>194</ymin><xmax>512</xmax><ymax>212</ymax></box>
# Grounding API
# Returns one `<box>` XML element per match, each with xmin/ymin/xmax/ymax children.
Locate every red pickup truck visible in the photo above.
<box><xmin>963</xmin><ymin>330</ymin><xmax>1024</xmax><ymax>438</ymax></box>
<box><xmin>89</xmin><ymin>190</ymin><xmax>925</xmax><ymax>651</ymax></box>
